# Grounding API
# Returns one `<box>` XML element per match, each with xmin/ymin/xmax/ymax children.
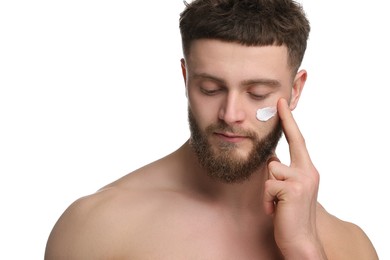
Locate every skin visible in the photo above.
<box><xmin>45</xmin><ymin>39</ymin><xmax>378</xmax><ymax>260</ymax></box>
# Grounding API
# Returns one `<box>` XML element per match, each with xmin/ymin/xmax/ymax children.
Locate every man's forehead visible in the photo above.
<box><xmin>185</xmin><ymin>39</ymin><xmax>292</xmax><ymax>82</ymax></box>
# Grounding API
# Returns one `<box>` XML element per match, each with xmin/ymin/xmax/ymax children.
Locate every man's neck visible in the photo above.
<box><xmin>179</xmin><ymin>141</ymin><xmax>270</xmax><ymax>215</ymax></box>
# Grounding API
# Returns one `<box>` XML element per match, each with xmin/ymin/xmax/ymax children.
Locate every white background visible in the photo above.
<box><xmin>1</xmin><ymin>0</ymin><xmax>388</xmax><ymax>259</ymax></box>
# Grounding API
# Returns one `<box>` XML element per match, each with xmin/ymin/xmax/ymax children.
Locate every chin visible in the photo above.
<box><xmin>212</xmin><ymin>141</ymin><xmax>253</xmax><ymax>159</ymax></box>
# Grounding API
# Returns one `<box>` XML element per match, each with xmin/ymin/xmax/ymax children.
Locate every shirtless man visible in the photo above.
<box><xmin>45</xmin><ymin>0</ymin><xmax>378</xmax><ymax>259</ymax></box>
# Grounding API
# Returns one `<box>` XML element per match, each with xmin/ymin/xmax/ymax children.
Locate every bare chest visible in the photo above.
<box><xmin>122</xmin><ymin>207</ymin><xmax>283</xmax><ymax>259</ymax></box>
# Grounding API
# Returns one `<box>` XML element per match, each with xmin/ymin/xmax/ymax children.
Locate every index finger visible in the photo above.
<box><xmin>277</xmin><ymin>98</ymin><xmax>311</xmax><ymax>166</ymax></box>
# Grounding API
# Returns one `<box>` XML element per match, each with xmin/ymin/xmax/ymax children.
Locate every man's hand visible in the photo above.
<box><xmin>264</xmin><ymin>98</ymin><xmax>327</xmax><ymax>259</ymax></box>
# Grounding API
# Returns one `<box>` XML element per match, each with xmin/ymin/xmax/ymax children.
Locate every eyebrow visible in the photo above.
<box><xmin>191</xmin><ymin>72</ymin><xmax>281</xmax><ymax>88</ymax></box>
<box><xmin>191</xmin><ymin>73</ymin><xmax>226</xmax><ymax>84</ymax></box>
<box><xmin>241</xmin><ymin>78</ymin><xmax>281</xmax><ymax>88</ymax></box>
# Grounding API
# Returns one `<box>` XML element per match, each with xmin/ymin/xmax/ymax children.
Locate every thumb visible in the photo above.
<box><xmin>267</xmin><ymin>155</ymin><xmax>281</xmax><ymax>180</ymax></box>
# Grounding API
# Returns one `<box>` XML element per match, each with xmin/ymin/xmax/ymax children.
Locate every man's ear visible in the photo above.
<box><xmin>289</xmin><ymin>69</ymin><xmax>307</xmax><ymax>111</ymax></box>
<box><xmin>181</xmin><ymin>58</ymin><xmax>187</xmax><ymax>83</ymax></box>
<box><xmin>181</xmin><ymin>58</ymin><xmax>188</xmax><ymax>97</ymax></box>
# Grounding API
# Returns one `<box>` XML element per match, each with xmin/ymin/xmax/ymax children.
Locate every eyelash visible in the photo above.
<box><xmin>248</xmin><ymin>92</ymin><xmax>267</xmax><ymax>100</ymax></box>
<box><xmin>200</xmin><ymin>88</ymin><xmax>222</xmax><ymax>95</ymax></box>
<box><xmin>200</xmin><ymin>87</ymin><xmax>269</xmax><ymax>101</ymax></box>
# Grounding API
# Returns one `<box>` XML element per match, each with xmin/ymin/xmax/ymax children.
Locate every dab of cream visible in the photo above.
<box><xmin>256</xmin><ymin>106</ymin><xmax>277</xmax><ymax>122</ymax></box>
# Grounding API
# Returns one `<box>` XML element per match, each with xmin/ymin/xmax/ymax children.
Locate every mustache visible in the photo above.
<box><xmin>205</xmin><ymin>122</ymin><xmax>258</xmax><ymax>139</ymax></box>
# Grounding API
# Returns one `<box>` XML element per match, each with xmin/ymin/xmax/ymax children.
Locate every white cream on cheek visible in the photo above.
<box><xmin>256</xmin><ymin>106</ymin><xmax>277</xmax><ymax>122</ymax></box>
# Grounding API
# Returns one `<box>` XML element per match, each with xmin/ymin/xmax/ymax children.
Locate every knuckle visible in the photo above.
<box><xmin>308</xmin><ymin>167</ymin><xmax>320</xmax><ymax>184</ymax></box>
<box><xmin>264</xmin><ymin>179</ymin><xmax>273</xmax><ymax>190</ymax></box>
<box><xmin>301</xmin><ymin>135</ymin><xmax>306</xmax><ymax>146</ymax></box>
<box><xmin>290</xmin><ymin>172</ymin><xmax>319</xmax><ymax>196</ymax></box>
<box><xmin>267</xmin><ymin>160</ymin><xmax>278</xmax><ymax>169</ymax></box>
<box><xmin>290</xmin><ymin>182</ymin><xmax>304</xmax><ymax>196</ymax></box>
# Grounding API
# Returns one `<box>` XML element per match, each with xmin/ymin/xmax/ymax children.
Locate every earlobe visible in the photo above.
<box><xmin>289</xmin><ymin>69</ymin><xmax>307</xmax><ymax>110</ymax></box>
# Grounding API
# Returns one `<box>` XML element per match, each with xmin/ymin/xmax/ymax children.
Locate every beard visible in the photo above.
<box><xmin>188</xmin><ymin>109</ymin><xmax>282</xmax><ymax>184</ymax></box>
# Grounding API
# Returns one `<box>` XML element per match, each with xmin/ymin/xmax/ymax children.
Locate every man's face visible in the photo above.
<box><xmin>182</xmin><ymin>39</ymin><xmax>303</xmax><ymax>183</ymax></box>
<box><xmin>188</xmin><ymin>108</ymin><xmax>282</xmax><ymax>183</ymax></box>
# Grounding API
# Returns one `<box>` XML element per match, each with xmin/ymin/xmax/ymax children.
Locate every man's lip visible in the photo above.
<box><xmin>216</xmin><ymin>132</ymin><xmax>246</xmax><ymax>138</ymax></box>
<box><xmin>214</xmin><ymin>132</ymin><xmax>248</xmax><ymax>140</ymax></box>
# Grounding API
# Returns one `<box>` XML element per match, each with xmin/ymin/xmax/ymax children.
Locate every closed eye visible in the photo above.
<box><xmin>248</xmin><ymin>92</ymin><xmax>268</xmax><ymax>100</ymax></box>
<box><xmin>200</xmin><ymin>88</ymin><xmax>223</xmax><ymax>95</ymax></box>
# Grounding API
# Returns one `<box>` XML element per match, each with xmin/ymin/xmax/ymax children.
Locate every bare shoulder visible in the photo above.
<box><xmin>45</xmin><ymin>162</ymin><xmax>177</xmax><ymax>259</ymax></box>
<box><xmin>316</xmin><ymin>203</ymin><xmax>378</xmax><ymax>260</ymax></box>
<box><xmin>45</xmin><ymin>187</ymin><xmax>140</xmax><ymax>259</ymax></box>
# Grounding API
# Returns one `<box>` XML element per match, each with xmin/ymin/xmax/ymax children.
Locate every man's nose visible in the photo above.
<box><xmin>218</xmin><ymin>93</ymin><xmax>246</xmax><ymax>124</ymax></box>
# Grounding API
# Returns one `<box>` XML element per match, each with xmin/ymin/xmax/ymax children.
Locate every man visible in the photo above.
<box><xmin>45</xmin><ymin>0</ymin><xmax>378</xmax><ymax>259</ymax></box>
